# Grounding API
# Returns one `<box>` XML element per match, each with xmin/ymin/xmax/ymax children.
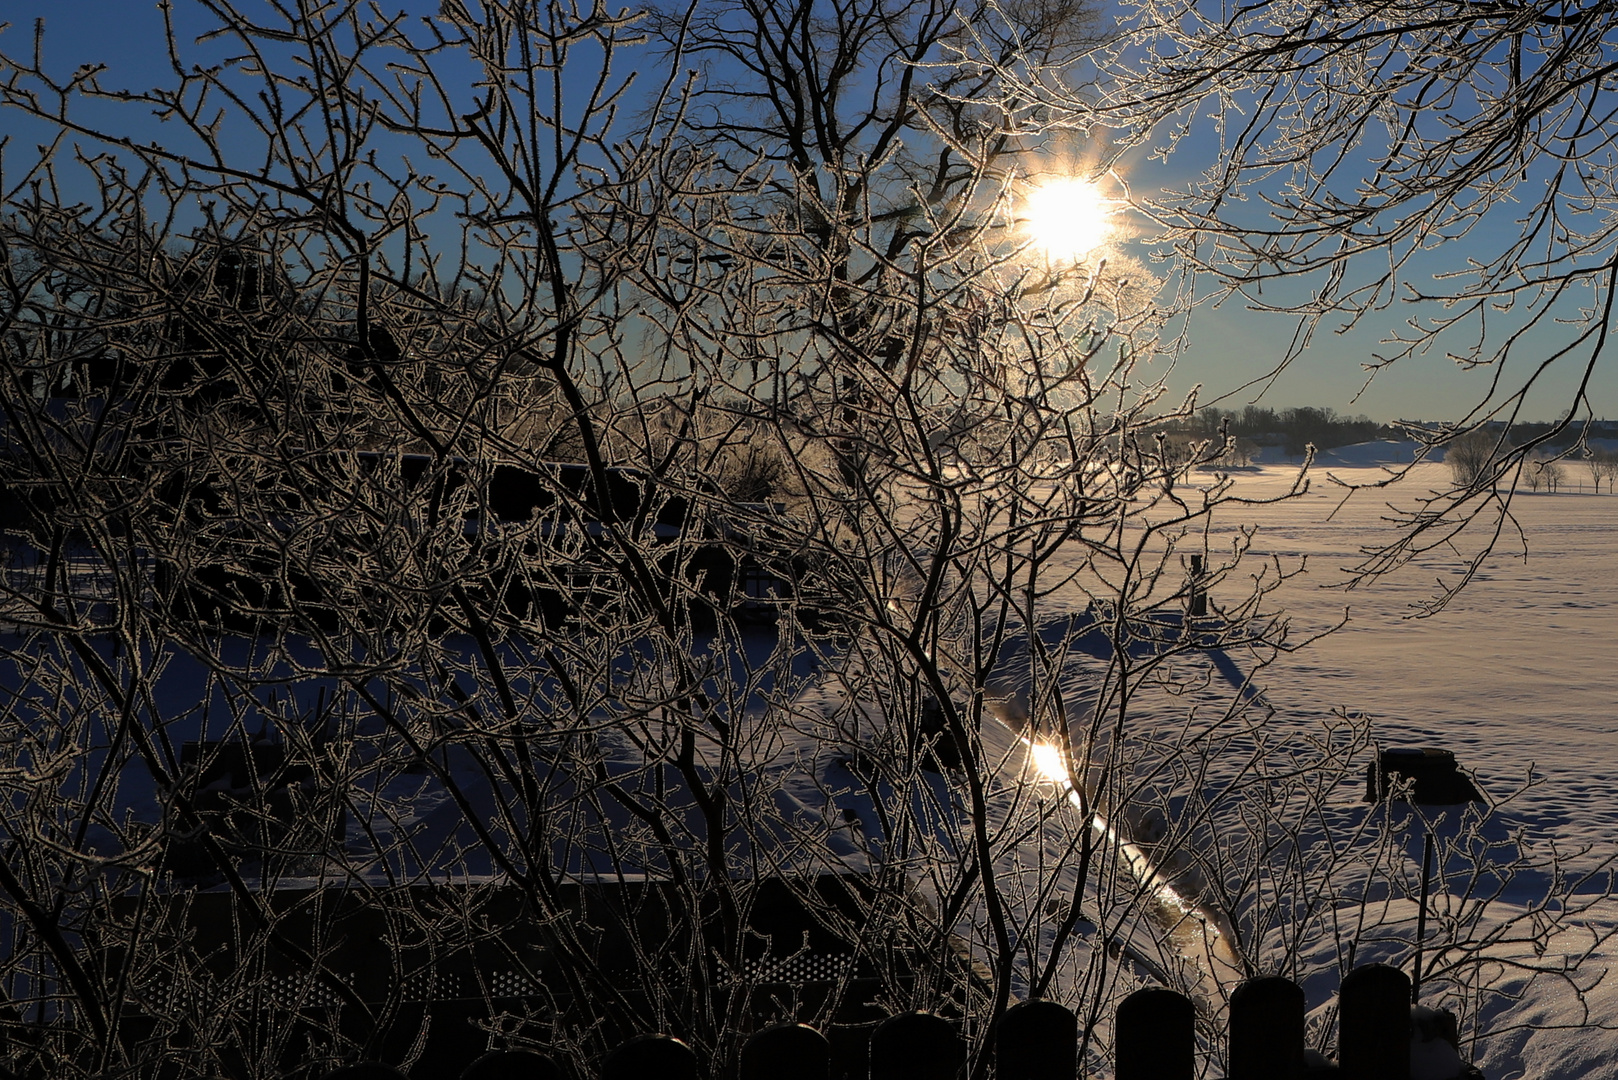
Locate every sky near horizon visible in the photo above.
<box><xmin>5</xmin><ymin>0</ymin><xmax>1615</xmax><ymax>426</ymax></box>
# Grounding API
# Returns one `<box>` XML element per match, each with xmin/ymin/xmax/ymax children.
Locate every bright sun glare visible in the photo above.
<box><xmin>1029</xmin><ymin>743</ymin><xmax>1071</xmax><ymax>785</ymax></box>
<box><xmin>1024</xmin><ymin>178</ymin><xmax>1112</xmax><ymax>262</ymax></box>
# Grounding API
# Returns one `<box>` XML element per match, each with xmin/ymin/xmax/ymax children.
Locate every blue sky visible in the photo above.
<box><xmin>1143</xmin><ymin>232</ymin><xmax>1618</xmax><ymax>427</ymax></box>
<box><xmin>6</xmin><ymin>0</ymin><xmax>1613</xmax><ymax>425</ymax></box>
<box><xmin>1095</xmin><ymin>12</ymin><xmax>1618</xmax><ymax>428</ymax></box>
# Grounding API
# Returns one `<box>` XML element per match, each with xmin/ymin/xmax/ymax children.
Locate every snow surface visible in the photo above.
<box><xmin>1205</xmin><ymin>447</ymin><xmax>1618</xmax><ymax>1080</ymax></box>
<box><xmin>7</xmin><ymin>440</ymin><xmax>1613</xmax><ymax>1078</ymax></box>
<box><xmin>774</xmin><ymin>442</ymin><xmax>1618</xmax><ymax>1077</ymax></box>
<box><xmin>1225</xmin><ymin>451</ymin><xmax>1618</xmax><ymax>864</ymax></box>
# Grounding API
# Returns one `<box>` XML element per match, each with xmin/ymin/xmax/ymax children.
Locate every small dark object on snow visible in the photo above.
<box><xmin>1187</xmin><ymin>553</ymin><xmax>1209</xmax><ymax>618</ymax></box>
<box><xmin>1365</xmin><ymin>748</ymin><xmax>1482</xmax><ymax>804</ymax></box>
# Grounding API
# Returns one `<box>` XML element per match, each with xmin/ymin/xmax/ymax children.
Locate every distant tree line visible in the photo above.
<box><xmin>1492</xmin><ymin>418</ymin><xmax>1618</xmax><ymax>451</ymax></box>
<box><xmin>1173</xmin><ymin>408</ymin><xmax>1618</xmax><ymax>471</ymax></box>
<box><xmin>1188</xmin><ymin>405</ymin><xmax>1388</xmax><ymax>457</ymax></box>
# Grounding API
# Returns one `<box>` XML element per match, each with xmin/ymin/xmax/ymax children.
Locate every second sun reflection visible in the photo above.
<box><xmin>1029</xmin><ymin>741</ymin><xmax>1073</xmax><ymax>785</ymax></box>
<box><xmin>1018</xmin><ymin>734</ymin><xmax>1245</xmax><ymax>1003</ymax></box>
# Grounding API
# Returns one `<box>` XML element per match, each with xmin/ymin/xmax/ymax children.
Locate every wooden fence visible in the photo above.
<box><xmin>308</xmin><ymin>962</ymin><xmax>1482</xmax><ymax>1080</ymax></box>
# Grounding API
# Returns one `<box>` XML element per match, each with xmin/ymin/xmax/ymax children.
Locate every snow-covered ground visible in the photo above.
<box><xmin>1224</xmin><ymin>447</ymin><xmax>1618</xmax><ymax>862</ymax></box>
<box><xmin>7</xmin><ymin>439</ymin><xmax>1611</xmax><ymax>1077</ymax></box>
<box><xmin>1204</xmin><ymin>444</ymin><xmax>1618</xmax><ymax>1080</ymax></box>
<box><xmin>773</xmin><ymin>441</ymin><xmax>1618</xmax><ymax>1077</ymax></box>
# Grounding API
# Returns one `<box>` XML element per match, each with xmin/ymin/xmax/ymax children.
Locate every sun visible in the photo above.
<box><xmin>1023</xmin><ymin>177</ymin><xmax>1113</xmax><ymax>262</ymax></box>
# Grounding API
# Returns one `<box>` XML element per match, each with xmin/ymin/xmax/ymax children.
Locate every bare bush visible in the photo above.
<box><xmin>1524</xmin><ymin>455</ymin><xmax>1564</xmax><ymax>493</ymax></box>
<box><xmin>1589</xmin><ymin>448</ymin><xmax>1618</xmax><ymax>494</ymax></box>
<box><xmin>0</xmin><ymin>3</ymin><xmax>1607</xmax><ymax>1079</ymax></box>
<box><xmin>1446</xmin><ymin>429</ymin><xmax>1507</xmax><ymax>488</ymax></box>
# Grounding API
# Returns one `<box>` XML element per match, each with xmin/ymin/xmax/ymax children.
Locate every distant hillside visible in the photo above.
<box><xmin>1305</xmin><ymin>440</ymin><xmax>1429</xmax><ymax>467</ymax></box>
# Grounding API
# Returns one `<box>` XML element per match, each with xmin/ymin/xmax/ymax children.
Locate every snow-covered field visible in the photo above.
<box><xmin>1228</xmin><ymin>445</ymin><xmax>1617</xmax><ymax>864</ymax></box>
<box><xmin>1210</xmin><ymin>444</ymin><xmax>1618</xmax><ymax>1079</ymax></box>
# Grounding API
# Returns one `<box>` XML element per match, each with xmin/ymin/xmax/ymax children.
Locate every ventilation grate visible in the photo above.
<box><xmin>745</xmin><ymin>954</ymin><xmax>852</xmax><ymax>984</ymax></box>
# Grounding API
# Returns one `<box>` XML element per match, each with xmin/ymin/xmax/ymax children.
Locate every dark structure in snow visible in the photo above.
<box><xmin>1366</xmin><ymin>749</ymin><xmax>1484</xmax><ymax>805</ymax></box>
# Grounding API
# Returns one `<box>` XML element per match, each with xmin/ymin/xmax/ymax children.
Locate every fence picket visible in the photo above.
<box><xmin>601</xmin><ymin>1033</ymin><xmax>698</xmax><ymax>1080</ymax></box>
<box><xmin>1115</xmin><ymin>986</ymin><xmax>1194</xmax><ymax>1080</ymax></box>
<box><xmin>994</xmin><ymin>999</ymin><xmax>1078</xmax><ymax>1080</ymax></box>
<box><xmin>869</xmin><ymin>1011</ymin><xmax>963</xmax><ymax>1080</ymax></box>
<box><xmin>459</xmin><ymin>1048</ymin><xmax>564</xmax><ymax>1079</ymax></box>
<box><xmin>1339</xmin><ymin>963</ymin><xmax>1412</xmax><ymax>1080</ymax></box>
<box><xmin>740</xmin><ymin>1022</ymin><xmax>831</xmax><ymax>1080</ymax></box>
<box><xmin>1228</xmin><ymin>975</ymin><xmax>1305</xmax><ymax>1080</ymax></box>
<box><xmin>322</xmin><ymin>1066</ymin><xmax>407</xmax><ymax>1080</ymax></box>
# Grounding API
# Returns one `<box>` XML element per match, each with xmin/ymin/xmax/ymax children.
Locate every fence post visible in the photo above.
<box><xmin>460</xmin><ymin>1048</ymin><xmax>564</xmax><ymax>1080</ymax></box>
<box><xmin>1339</xmin><ymin>963</ymin><xmax>1411</xmax><ymax>1080</ymax></box>
<box><xmin>1188</xmin><ymin>554</ymin><xmax>1208</xmax><ymax>618</ymax></box>
<box><xmin>741</xmin><ymin>1023</ymin><xmax>830</xmax><ymax>1080</ymax></box>
<box><xmin>870</xmin><ymin>1012</ymin><xmax>964</xmax><ymax>1080</ymax></box>
<box><xmin>602</xmin><ymin>1034</ymin><xmax>698</xmax><ymax>1080</ymax></box>
<box><xmin>1228</xmin><ymin>975</ymin><xmax>1304</xmax><ymax>1080</ymax></box>
<box><xmin>1115</xmin><ymin>987</ymin><xmax>1194</xmax><ymax>1080</ymax></box>
<box><xmin>995</xmin><ymin>999</ymin><xmax>1077</xmax><ymax>1080</ymax></box>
